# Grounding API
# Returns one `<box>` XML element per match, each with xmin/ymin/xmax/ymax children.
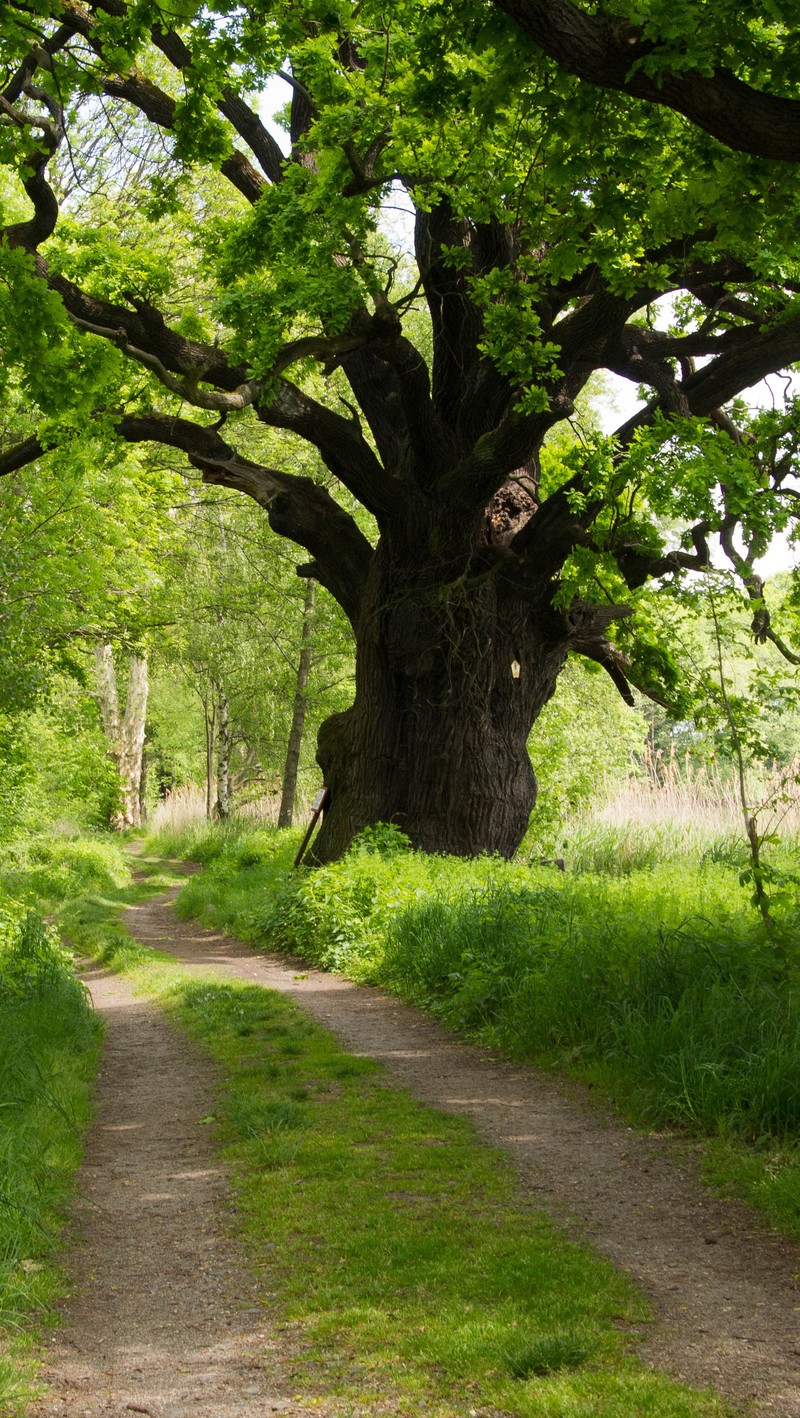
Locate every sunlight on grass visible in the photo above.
<box><xmin>159</xmin><ymin>821</ymin><xmax>800</xmax><ymax>1238</ymax></box>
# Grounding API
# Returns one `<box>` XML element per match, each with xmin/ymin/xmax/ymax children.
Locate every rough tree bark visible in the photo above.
<box><xmin>94</xmin><ymin>645</ymin><xmax>149</xmax><ymax>830</ymax></box>
<box><xmin>306</xmin><ymin>483</ymin><xmax>625</xmax><ymax>860</ymax></box>
<box><xmin>278</xmin><ymin>578</ymin><xmax>317</xmax><ymax>829</ymax></box>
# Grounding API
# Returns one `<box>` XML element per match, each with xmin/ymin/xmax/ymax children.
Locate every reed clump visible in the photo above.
<box><xmin>564</xmin><ymin>747</ymin><xmax>800</xmax><ymax>875</ymax></box>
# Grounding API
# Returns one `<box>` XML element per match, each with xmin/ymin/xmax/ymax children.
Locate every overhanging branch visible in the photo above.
<box><xmin>493</xmin><ymin>0</ymin><xmax>800</xmax><ymax>162</ymax></box>
<box><xmin>116</xmin><ymin>414</ymin><xmax>373</xmax><ymax>628</ymax></box>
<box><xmin>0</xmin><ymin>435</ymin><xmax>45</xmax><ymax>477</ymax></box>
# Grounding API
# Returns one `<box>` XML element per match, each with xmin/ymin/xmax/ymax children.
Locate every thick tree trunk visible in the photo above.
<box><xmin>214</xmin><ymin>685</ymin><xmax>231</xmax><ymax>820</ymax></box>
<box><xmin>278</xmin><ymin>579</ymin><xmax>317</xmax><ymax>828</ymax></box>
<box><xmin>94</xmin><ymin>645</ymin><xmax>149</xmax><ymax>830</ymax></box>
<box><xmin>311</xmin><ymin>542</ymin><xmax>567</xmax><ymax>863</ymax></box>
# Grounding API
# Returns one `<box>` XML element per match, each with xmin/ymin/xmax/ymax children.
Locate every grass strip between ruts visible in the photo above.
<box><xmin>59</xmin><ymin>861</ymin><xmax>733</xmax><ymax>1418</ymax></box>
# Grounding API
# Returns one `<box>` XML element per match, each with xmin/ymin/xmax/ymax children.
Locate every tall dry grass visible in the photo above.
<box><xmin>603</xmin><ymin>746</ymin><xmax>800</xmax><ymax>833</ymax></box>
<box><xmin>148</xmin><ymin>783</ymin><xmax>314</xmax><ymax>835</ymax></box>
<box><xmin>567</xmin><ymin>747</ymin><xmax>800</xmax><ymax>873</ymax></box>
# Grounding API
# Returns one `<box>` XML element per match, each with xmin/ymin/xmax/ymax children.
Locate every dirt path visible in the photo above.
<box><xmin>123</xmin><ymin>884</ymin><xmax>800</xmax><ymax>1417</ymax></box>
<box><xmin>29</xmin><ymin>966</ymin><xmax>322</xmax><ymax>1418</ymax></box>
<box><xmin>33</xmin><ymin>880</ymin><xmax>800</xmax><ymax>1418</ymax></box>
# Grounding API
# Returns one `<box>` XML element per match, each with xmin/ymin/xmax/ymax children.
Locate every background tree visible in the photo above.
<box><xmin>1</xmin><ymin>0</ymin><xmax>799</xmax><ymax>859</ymax></box>
<box><xmin>0</xmin><ymin>395</ymin><xmax>185</xmax><ymax>832</ymax></box>
<box><xmin>152</xmin><ymin>479</ymin><xmax>353</xmax><ymax>818</ymax></box>
<box><xmin>94</xmin><ymin>643</ymin><xmax>148</xmax><ymax>829</ymax></box>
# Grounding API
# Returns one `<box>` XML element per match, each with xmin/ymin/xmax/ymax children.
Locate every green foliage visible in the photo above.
<box><xmin>381</xmin><ymin>872</ymin><xmax>800</xmax><ymax>1146</ymax></box>
<box><xmin>0</xmin><ymin>888</ymin><xmax>103</xmax><ymax>1413</ymax></box>
<box><xmin>0</xmin><ymin>832</ymin><xmax>131</xmax><ymax>912</ymax></box>
<box><xmin>0</xmin><ymin>678</ymin><xmax>120</xmax><ymax>845</ymax></box>
<box><xmin>0</xmin><ymin>247</ymin><xmax>120</xmax><ymax>418</ymax></box>
<box><xmin>172</xmin><ymin>825</ymin><xmax>534</xmax><ymax>977</ymax></box>
<box><xmin>0</xmin><ymin>424</ymin><xmax>186</xmax><ymax>720</ymax></box>
<box><xmin>525</xmin><ymin>658</ymin><xmax>647</xmax><ymax>850</ymax></box>
<box><xmin>148</xmin><ymin>478</ymin><xmax>354</xmax><ymax>811</ymax></box>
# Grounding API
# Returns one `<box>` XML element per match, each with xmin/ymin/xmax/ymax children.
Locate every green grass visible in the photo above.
<box><xmin>0</xmin><ymin>903</ymin><xmax>103</xmax><ymax>1415</ymax></box>
<box><xmin>503</xmin><ymin>1331</ymin><xmax>596</xmax><ymax>1379</ymax></box>
<box><xmin>155</xmin><ymin>821</ymin><xmax>800</xmax><ymax>1239</ymax></box>
<box><xmin>66</xmin><ymin>858</ymin><xmax>731</xmax><ymax>1417</ymax></box>
<box><xmin>0</xmin><ymin>831</ymin><xmax>136</xmax><ymax>1412</ymax></box>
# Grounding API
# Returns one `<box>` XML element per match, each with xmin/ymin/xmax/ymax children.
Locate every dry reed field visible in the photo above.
<box><xmin>147</xmin><ymin>747</ymin><xmax>800</xmax><ymax>876</ymax></box>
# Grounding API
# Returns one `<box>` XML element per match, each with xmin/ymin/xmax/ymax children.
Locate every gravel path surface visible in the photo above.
<box><xmin>31</xmin><ymin>878</ymin><xmax>800</xmax><ymax>1417</ymax></box>
<box><xmin>29</xmin><ymin>965</ymin><xmax>322</xmax><ymax>1418</ymax></box>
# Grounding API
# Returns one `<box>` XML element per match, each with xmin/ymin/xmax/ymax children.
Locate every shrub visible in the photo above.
<box><xmin>0</xmin><ymin>833</ymin><xmax>131</xmax><ymax>909</ymax></box>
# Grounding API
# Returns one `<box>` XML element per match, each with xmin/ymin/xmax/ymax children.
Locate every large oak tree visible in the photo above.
<box><xmin>1</xmin><ymin>0</ymin><xmax>799</xmax><ymax>860</ymax></box>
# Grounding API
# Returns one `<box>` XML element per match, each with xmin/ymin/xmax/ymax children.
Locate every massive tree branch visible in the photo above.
<box><xmin>415</xmin><ymin>203</ymin><xmax>512</xmax><ymax>442</ymax></box>
<box><xmin>257</xmin><ymin>380</ymin><xmax>395</xmax><ymax>518</ymax></box>
<box><xmin>1</xmin><ymin>411</ymin><xmax>373</xmax><ymax>628</ymax></box>
<box><xmin>612</xmin><ymin>310</ymin><xmax>800</xmax><ymax>448</ymax></box>
<box><xmin>98</xmin><ymin>72</ymin><xmax>267</xmax><ymax>204</ymax></box>
<box><xmin>35</xmin><ymin>257</ymin><xmax>252</xmax><ymax>392</ymax></box>
<box><xmin>147</xmin><ymin>25</ymin><xmax>286</xmax><ymax>184</ymax></box>
<box><xmin>0</xmin><ymin>73</ymin><xmax>63</xmax><ymax>250</ymax></box>
<box><xmin>339</xmin><ymin>305</ymin><xmax>450</xmax><ymax>480</ymax></box>
<box><xmin>493</xmin><ymin>0</ymin><xmax>800</xmax><ymax>162</ymax></box>
<box><xmin>82</xmin><ymin>0</ymin><xmax>286</xmax><ymax>187</ymax></box>
<box><xmin>0</xmin><ymin>435</ymin><xmax>44</xmax><ymax>477</ymax></box>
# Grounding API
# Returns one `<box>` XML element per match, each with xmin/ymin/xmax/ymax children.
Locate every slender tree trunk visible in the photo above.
<box><xmin>709</xmin><ymin>594</ymin><xmax>773</xmax><ymax>928</ymax></box>
<box><xmin>278</xmin><ymin>579</ymin><xmax>317</xmax><ymax>828</ymax></box>
<box><xmin>214</xmin><ymin>685</ymin><xmax>231</xmax><ymax>820</ymax></box>
<box><xmin>204</xmin><ymin>692</ymin><xmax>217</xmax><ymax>819</ymax></box>
<box><xmin>94</xmin><ymin>645</ymin><xmax>149</xmax><ymax>830</ymax></box>
<box><xmin>139</xmin><ymin>743</ymin><xmax>148</xmax><ymax>825</ymax></box>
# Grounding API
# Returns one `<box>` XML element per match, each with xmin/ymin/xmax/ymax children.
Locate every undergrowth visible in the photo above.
<box><xmin>0</xmin><ymin>839</ymin><xmax>109</xmax><ymax>1415</ymax></box>
<box><xmin>158</xmin><ymin>820</ymin><xmax>800</xmax><ymax>1235</ymax></box>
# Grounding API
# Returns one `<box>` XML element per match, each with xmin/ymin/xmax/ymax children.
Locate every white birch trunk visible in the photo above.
<box><xmin>94</xmin><ymin>645</ymin><xmax>149</xmax><ymax>830</ymax></box>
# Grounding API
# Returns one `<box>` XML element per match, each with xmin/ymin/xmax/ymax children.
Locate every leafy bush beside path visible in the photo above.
<box><xmin>0</xmin><ymin>838</ymin><xmax>113</xmax><ymax>1413</ymax></box>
